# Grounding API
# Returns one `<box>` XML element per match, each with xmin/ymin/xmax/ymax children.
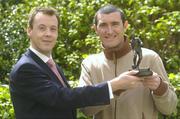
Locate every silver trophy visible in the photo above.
<box><xmin>131</xmin><ymin>36</ymin><xmax>153</xmax><ymax>77</ymax></box>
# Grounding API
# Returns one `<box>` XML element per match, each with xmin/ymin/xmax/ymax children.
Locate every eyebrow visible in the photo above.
<box><xmin>111</xmin><ymin>21</ymin><xmax>120</xmax><ymax>24</ymax></box>
<box><xmin>38</xmin><ymin>24</ymin><xmax>57</xmax><ymax>28</ymax></box>
<box><xmin>99</xmin><ymin>20</ymin><xmax>120</xmax><ymax>24</ymax></box>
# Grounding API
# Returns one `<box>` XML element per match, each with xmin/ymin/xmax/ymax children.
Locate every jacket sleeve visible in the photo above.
<box><xmin>151</xmin><ymin>54</ymin><xmax>177</xmax><ymax>115</ymax></box>
<box><xmin>10</xmin><ymin>63</ymin><xmax>110</xmax><ymax>110</ymax></box>
<box><xmin>78</xmin><ymin>62</ymin><xmax>111</xmax><ymax>116</ymax></box>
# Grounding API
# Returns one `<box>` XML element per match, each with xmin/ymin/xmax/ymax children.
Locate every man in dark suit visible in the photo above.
<box><xmin>9</xmin><ymin>7</ymin><xmax>141</xmax><ymax>119</ymax></box>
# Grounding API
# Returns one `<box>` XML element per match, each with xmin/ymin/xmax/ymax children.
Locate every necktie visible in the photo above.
<box><xmin>47</xmin><ymin>59</ymin><xmax>66</xmax><ymax>87</ymax></box>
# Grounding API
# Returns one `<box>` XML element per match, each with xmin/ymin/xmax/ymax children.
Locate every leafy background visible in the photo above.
<box><xmin>0</xmin><ymin>0</ymin><xmax>179</xmax><ymax>118</ymax></box>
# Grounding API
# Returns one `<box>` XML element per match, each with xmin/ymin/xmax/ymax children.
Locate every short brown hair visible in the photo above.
<box><xmin>93</xmin><ymin>4</ymin><xmax>126</xmax><ymax>26</ymax></box>
<box><xmin>28</xmin><ymin>7</ymin><xmax>60</xmax><ymax>28</ymax></box>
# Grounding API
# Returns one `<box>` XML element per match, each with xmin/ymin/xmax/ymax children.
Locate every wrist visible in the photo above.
<box><xmin>109</xmin><ymin>78</ymin><xmax>119</xmax><ymax>92</ymax></box>
<box><xmin>153</xmin><ymin>77</ymin><xmax>168</xmax><ymax>96</ymax></box>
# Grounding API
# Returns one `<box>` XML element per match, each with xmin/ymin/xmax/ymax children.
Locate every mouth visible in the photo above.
<box><xmin>43</xmin><ymin>40</ymin><xmax>51</xmax><ymax>43</ymax></box>
<box><xmin>42</xmin><ymin>38</ymin><xmax>52</xmax><ymax>42</ymax></box>
<box><xmin>42</xmin><ymin>40</ymin><xmax>52</xmax><ymax>45</ymax></box>
<box><xmin>104</xmin><ymin>35</ymin><xmax>117</xmax><ymax>39</ymax></box>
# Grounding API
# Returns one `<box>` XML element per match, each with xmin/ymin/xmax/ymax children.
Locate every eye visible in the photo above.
<box><xmin>39</xmin><ymin>26</ymin><xmax>46</xmax><ymax>31</ymax></box>
<box><xmin>99</xmin><ymin>23</ymin><xmax>107</xmax><ymax>28</ymax></box>
<box><xmin>112</xmin><ymin>22</ymin><xmax>120</xmax><ymax>26</ymax></box>
<box><xmin>50</xmin><ymin>27</ymin><xmax>57</xmax><ymax>32</ymax></box>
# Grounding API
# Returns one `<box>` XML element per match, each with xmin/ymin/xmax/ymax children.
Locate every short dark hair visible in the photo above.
<box><xmin>93</xmin><ymin>4</ymin><xmax>126</xmax><ymax>26</ymax></box>
<box><xmin>28</xmin><ymin>7</ymin><xmax>60</xmax><ymax>28</ymax></box>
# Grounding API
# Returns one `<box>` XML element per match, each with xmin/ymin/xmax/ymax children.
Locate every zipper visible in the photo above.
<box><xmin>113</xmin><ymin>53</ymin><xmax>117</xmax><ymax>119</ymax></box>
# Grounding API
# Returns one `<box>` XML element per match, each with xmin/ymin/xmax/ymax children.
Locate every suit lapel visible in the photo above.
<box><xmin>25</xmin><ymin>49</ymin><xmax>70</xmax><ymax>87</ymax></box>
<box><xmin>56</xmin><ymin>65</ymin><xmax>70</xmax><ymax>87</ymax></box>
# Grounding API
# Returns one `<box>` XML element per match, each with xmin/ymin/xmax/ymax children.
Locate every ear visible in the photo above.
<box><xmin>27</xmin><ymin>27</ymin><xmax>32</xmax><ymax>37</ymax></box>
<box><xmin>91</xmin><ymin>24</ymin><xmax>98</xmax><ymax>34</ymax></box>
<box><xmin>123</xmin><ymin>20</ymin><xmax>128</xmax><ymax>31</ymax></box>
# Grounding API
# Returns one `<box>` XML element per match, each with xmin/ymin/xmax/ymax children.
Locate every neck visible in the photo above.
<box><xmin>102</xmin><ymin>36</ymin><xmax>131</xmax><ymax>60</ymax></box>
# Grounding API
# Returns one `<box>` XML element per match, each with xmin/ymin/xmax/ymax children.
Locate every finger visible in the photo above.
<box><xmin>144</xmin><ymin>74</ymin><xmax>159</xmax><ymax>80</ymax></box>
<box><xmin>145</xmin><ymin>72</ymin><xmax>158</xmax><ymax>78</ymax></box>
<box><xmin>130</xmin><ymin>80</ymin><xmax>142</xmax><ymax>88</ymax></box>
<box><xmin>128</xmin><ymin>70</ymin><xmax>139</xmax><ymax>75</ymax></box>
<box><xmin>129</xmin><ymin>75</ymin><xmax>144</xmax><ymax>81</ymax></box>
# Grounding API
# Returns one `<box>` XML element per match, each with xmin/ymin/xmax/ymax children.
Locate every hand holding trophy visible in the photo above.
<box><xmin>131</xmin><ymin>36</ymin><xmax>153</xmax><ymax>77</ymax></box>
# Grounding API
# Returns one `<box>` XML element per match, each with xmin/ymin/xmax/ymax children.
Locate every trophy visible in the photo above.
<box><xmin>131</xmin><ymin>36</ymin><xmax>153</xmax><ymax>77</ymax></box>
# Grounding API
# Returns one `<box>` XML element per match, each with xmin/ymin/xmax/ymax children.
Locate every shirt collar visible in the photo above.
<box><xmin>29</xmin><ymin>46</ymin><xmax>52</xmax><ymax>63</ymax></box>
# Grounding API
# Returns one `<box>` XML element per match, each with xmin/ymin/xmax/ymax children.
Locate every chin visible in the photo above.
<box><xmin>41</xmin><ymin>48</ymin><xmax>52</xmax><ymax>53</ymax></box>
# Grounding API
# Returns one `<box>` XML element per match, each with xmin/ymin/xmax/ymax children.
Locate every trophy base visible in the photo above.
<box><xmin>135</xmin><ymin>68</ymin><xmax>153</xmax><ymax>77</ymax></box>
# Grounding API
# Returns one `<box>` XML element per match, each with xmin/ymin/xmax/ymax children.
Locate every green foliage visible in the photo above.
<box><xmin>0</xmin><ymin>0</ymin><xmax>179</xmax><ymax>82</ymax></box>
<box><xmin>168</xmin><ymin>73</ymin><xmax>180</xmax><ymax>118</ymax></box>
<box><xmin>0</xmin><ymin>84</ymin><xmax>14</xmax><ymax>119</ymax></box>
<box><xmin>169</xmin><ymin>73</ymin><xmax>180</xmax><ymax>90</ymax></box>
<box><xmin>0</xmin><ymin>0</ymin><xmax>179</xmax><ymax>118</ymax></box>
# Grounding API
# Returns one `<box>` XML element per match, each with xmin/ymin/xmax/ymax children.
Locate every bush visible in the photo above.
<box><xmin>0</xmin><ymin>84</ymin><xmax>14</xmax><ymax>119</ymax></box>
<box><xmin>0</xmin><ymin>0</ymin><xmax>179</xmax><ymax>82</ymax></box>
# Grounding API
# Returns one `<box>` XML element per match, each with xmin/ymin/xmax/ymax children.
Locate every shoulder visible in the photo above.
<box><xmin>81</xmin><ymin>52</ymin><xmax>104</xmax><ymax>68</ymax></box>
<box><xmin>82</xmin><ymin>52</ymin><xmax>104</xmax><ymax>63</ymax></box>
<box><xmin>16</xmin><ymin>53</ymin><xmax>35</xmax><ymax>67</ymax></box>
<box><xmin>142</xmin><ymin>48</ymin><xmax>159</xmax><ymax>57</ymax></box>
<box><xmin>142</xmin><ymin>48</ymin><xmax>163</xmax><ymax>63</ymax></box>
<box><xmin>10</xmin><ymin>53</ymin><xmax>37</xmax><ymax>75</ymax></box>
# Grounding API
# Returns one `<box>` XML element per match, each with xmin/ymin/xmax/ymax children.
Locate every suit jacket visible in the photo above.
<box><xmin>9</xmin><ymin>49</ymin><xmax>110</xmax><ymax>119</ymax></box>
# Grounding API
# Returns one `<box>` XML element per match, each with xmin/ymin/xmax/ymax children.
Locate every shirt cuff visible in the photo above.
<box><xmin>107</xmin><ymin>81</ymin><xmax>114</xmax><ymax>99</ymax></box>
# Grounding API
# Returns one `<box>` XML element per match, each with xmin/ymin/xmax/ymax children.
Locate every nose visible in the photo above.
<box><xmin>45</xmin><ymin>29</ymin><xmax>52</xmax><ymax>37</ymax></box>
<box><xmin>106</xmin><ymin>26</ymin><xmax>113</xmax><ymax>34</ymax></box>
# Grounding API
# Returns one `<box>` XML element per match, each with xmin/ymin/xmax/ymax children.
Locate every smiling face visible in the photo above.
<box><xmin>94</xmin><ymin>12</ymin><xmax>128</xmax><ymax>49</ymax></box>
<box><xmin>27</xmin><ymin>12</ymin><xmax>58</xmax><ymax>57</ymax></box>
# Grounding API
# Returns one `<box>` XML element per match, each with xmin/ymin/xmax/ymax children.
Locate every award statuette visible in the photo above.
<box><xmin>131</xmin><ymin>36</ymin><xmax>153</xmax><ymax>77</ymax></box>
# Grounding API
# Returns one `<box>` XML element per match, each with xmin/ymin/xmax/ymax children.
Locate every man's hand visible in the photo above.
<box><xmin>142</xmin><ymin>72</ymin><xmax>161</xmax><ymax>91</ymax></box>
<box><xmin>110</xmin><ymin>70</ymin><xmax>143</xmax><ymax>92</ymax></box>
<box><xmin>143</xmin><ymin>72</ymin><xmax>168</xmax><ymax>96</ymax></box>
